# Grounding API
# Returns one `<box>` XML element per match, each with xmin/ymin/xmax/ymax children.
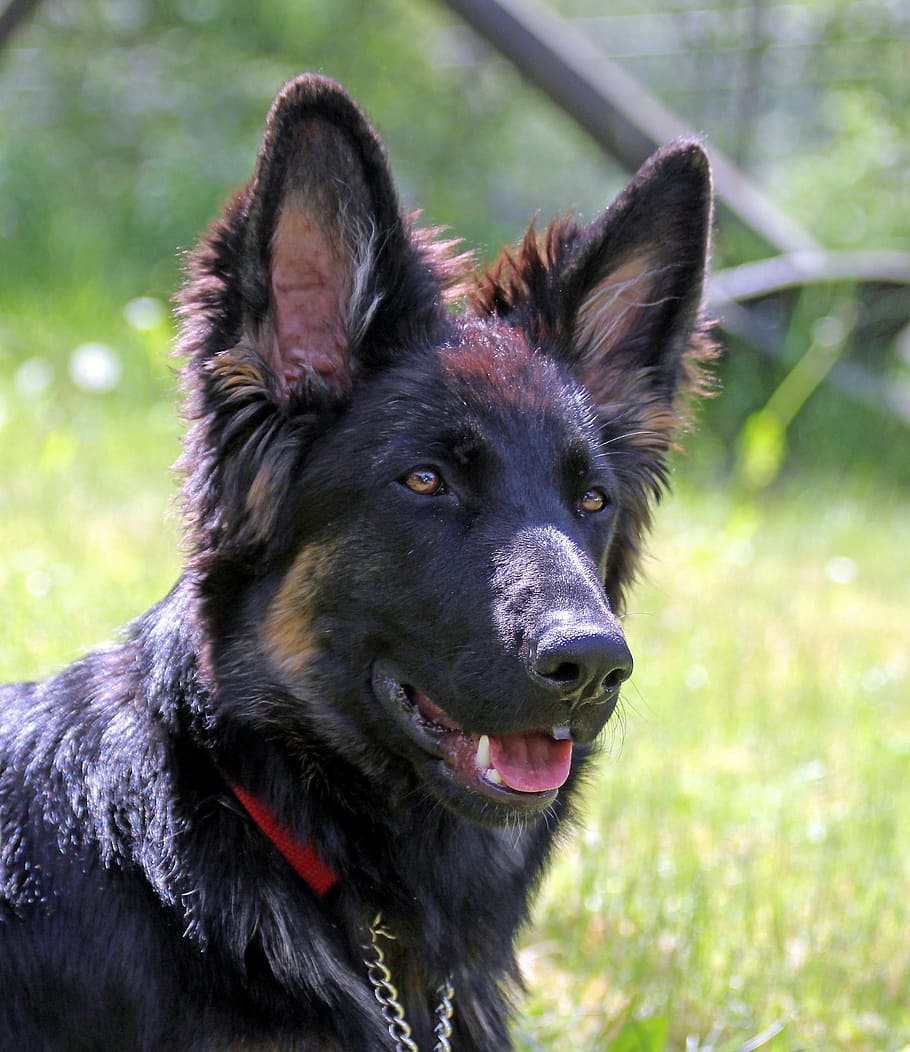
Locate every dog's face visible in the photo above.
<box><xmin>267</xmin><ymin>324</ymin><xmax>632</xmax><ymax>821</ymax></box>
<box><xmin>179</xmin><ymin>76</ymin><xmax>714</xmax><ymax>825</ymax></box>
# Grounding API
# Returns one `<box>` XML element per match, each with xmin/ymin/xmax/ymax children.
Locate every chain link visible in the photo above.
<box><xmin>363</xmin><ymin>913</ymin><xmax>456</xmax><ymax>1052</ymax></box>
<box><xmin>432</xmin><ymin>979</ymin><xmax>455</xmax><ymax>1052</ymax></box>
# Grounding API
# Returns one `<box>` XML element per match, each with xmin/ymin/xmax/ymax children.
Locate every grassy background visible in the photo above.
<box><xmin>517</xmin><ymin>473</ymin><xmax>910</xmax><ymax>1050</ymax></box>
<box><xmin>2</xmin><ymin>335</ymin><xmax>907</xmax><ymax>1050</ymax></box>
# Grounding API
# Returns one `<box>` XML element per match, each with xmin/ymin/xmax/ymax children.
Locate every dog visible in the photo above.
<box><xmin>0</xmin><ymin>74</ymin><xmax>714</xmax><ymax>1050</ymax></box>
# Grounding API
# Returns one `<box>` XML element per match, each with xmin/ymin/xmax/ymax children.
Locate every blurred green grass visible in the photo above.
<box><xmin>0</xmin><ymin>300</ymin><xmax>181</xmax><ymax>678</ymax></box>
<box><xmin>516</xmin><ymin>475</ymin><xmax>910</xmax><ymax>1050</ymax></box>
<box><xmin>2</xmin><ymin>317</ymin><xmax>907</xmax><ymax>1049</ymax></box>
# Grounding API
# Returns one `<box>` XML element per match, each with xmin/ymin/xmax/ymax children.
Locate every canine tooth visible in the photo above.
<box><xmin>551</xmin><ymin>725</ymin><xmax>573</xmax><ymax>741</ymax></box>
<box><xmin>485</xmin><ymin>769</ymin><xmax>503</xmax><ymax>785</ymax></box>
<box><xmin>475</xmin><ymin>734</ymin><xmax>491</xmax><ymax>769</ymax></box>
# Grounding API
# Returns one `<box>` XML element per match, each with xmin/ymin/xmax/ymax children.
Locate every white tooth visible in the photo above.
<box><xmin>551</xmin><ymin>725</ymin><xmax>573</xmax><ymax>741</ymax></box>
<box><xmin>475</xmin><ymin>734</ymin><xmax>491</xmax><ymax>769</ymax></box>
<box><xmin>485</xmin><ymin>768</ymin><xmax>503</xmax><ymax>785</ymax></box>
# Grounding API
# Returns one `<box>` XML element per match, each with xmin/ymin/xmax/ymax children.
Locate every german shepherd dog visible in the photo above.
<box><xmin>0</xmin><ymin>75</ymin><xmax>714</xmax><ymax>1050</ymax></box>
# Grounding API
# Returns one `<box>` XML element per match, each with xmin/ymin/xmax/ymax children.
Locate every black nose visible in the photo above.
<box><xmin>531</xmin><ymin>623</ymin><xmax>633</xmax><ymax>703</ymax></box>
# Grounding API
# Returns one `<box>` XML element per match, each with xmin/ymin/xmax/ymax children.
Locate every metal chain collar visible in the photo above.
<box><xmin>363</xmin><ymin>913</ymin><xmax>455</xmax><ymax>1052</ymax></box>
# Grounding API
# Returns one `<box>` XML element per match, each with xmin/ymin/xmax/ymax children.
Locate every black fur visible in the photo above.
<box><xmin>0</xmin><ymin>75</ymin><xmax>715</xmax><ymax>1050</ymax></box>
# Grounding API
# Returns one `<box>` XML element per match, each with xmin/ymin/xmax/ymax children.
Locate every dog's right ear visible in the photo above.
<box><xmin>178</xmin><ymin>76</ymin><xmax>443</xmax><ymax>559</ymax></box>
<box><xmin>181</xmin><ymin>74</ymin><xmax>440</xmax><ymax>405</ymax></box>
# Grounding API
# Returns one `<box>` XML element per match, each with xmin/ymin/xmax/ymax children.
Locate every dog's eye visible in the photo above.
<box><xmin>580</xmin><ymin>487</ymin><xmax>609</xmax><ymax>514</ymax></box>
<box><xmin>402</xmin><ymin>467</ymin><xmax>446</xmax><ymax>496</ymax></box>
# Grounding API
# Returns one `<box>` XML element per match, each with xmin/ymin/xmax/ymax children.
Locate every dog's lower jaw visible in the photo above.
<box><xmin>369</xmin><ymin>661</ymin><xmax>584</xmax><ymax>825</ymax></box>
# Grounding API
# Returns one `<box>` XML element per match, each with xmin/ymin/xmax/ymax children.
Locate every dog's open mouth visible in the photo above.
<box><xmin>372</xmin><ymin>664</ymin><xmax>573</xmax><ymax>811</ymax></box>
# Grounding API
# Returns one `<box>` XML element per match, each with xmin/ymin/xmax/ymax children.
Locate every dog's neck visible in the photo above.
<box><xmin>227</xmin><ymin>778</ymin><xmax>338</xmax><ymax>897</ymax></box>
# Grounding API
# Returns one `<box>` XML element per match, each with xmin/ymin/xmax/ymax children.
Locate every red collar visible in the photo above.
<box><xmin>228</xmin><ymin>781</ymin><xmax>338</xmax><ymax>898</ymax></box>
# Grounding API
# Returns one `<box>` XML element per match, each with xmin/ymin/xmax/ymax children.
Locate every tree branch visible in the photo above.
<box><xmin>710</xmin><ymin>251</ymin><xmax>910</xmax><ymax>304</ymax></box>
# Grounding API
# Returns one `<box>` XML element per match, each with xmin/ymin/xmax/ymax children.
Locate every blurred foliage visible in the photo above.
<box><xmin>0</xmin><ymin>0</ymin><xmax>625</xmax><ymax>308</ymax></box>
<box><xmin>0</xmin><ymin>0</ymin><xmax>908</xmax><ymax>486</ymax></box>
<box><xmin>777</xmin><ymin>85</ymin><xmax>910</xmax><ymax>252</ymax></box>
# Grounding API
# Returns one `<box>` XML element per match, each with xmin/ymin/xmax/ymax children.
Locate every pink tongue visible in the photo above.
<box><xmin>489</xmin><ymin>733</ymin><xmax>573</xmax><ymax>793</ymax></box>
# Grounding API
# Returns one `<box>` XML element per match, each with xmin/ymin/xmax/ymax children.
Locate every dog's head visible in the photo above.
<box><xmin>178</xmin><ymin>75</ymin><xmax>714</xmax><ymax>824</ymax></box>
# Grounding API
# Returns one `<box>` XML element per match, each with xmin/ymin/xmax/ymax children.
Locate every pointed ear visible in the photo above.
<box><xmin>471</xmin><ymin>139</ymin><xmax>715</xmax><ymax>428</ymax></box>
<box><xmin>236</xmin><ymin>74</ymin><xmax>428</xmax><ymax>398</ymax></box>
<box><xmin>181</xmin><ymin>74</ymin><xmax>440</xmax><ymax>409</ymax></box>
<box><xmin>559</xmin><ymin>139</ymin><xmax>714</xmax><ymax>410</ymax></box>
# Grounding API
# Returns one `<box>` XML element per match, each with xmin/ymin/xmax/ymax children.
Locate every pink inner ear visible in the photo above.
<box><xmin>269</xmin><ymin>208</ymin><xmax>350</xmax><ymax>393</ymax></box>
<box><xmin>575</xmin><ymin>254</ymin><xmax>656</xmax><ymax>365</ymax></box>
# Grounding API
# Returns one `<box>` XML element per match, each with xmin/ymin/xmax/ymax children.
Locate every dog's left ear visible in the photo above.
<box><xmin>476</xmin><ymin>139</ymin><xmax>714</xmax><ymax>429</ymax></box>
<box><xmin>554</xmin><ymin>139</ymin><xmax>714</xmax><ymax>417</ymax></box>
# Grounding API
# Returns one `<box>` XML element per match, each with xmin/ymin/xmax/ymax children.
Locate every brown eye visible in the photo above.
<box><xmin>580</xmin><ymin>487</ymin><xmax>608</xmax><ymax>514</ymax></box>
<box><xmin>403</xmin><ymin>467</ymin><xmax>445</xmax><ymax>496</ymax></box>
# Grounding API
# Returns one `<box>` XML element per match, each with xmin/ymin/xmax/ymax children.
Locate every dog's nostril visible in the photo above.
<box><xmin>538</xmin><ymin>660</ymin><xmax>581</xmax><ymax>685</ymax></box>
<box><xmin>602</xmin><ymin>665</ymin><xmax>631</xmax><ymax>693</ymax></box>
<box><xmin>532</xmin><ymin>624</ymin><xmax>633</xmax><ymax>700</ymax></box>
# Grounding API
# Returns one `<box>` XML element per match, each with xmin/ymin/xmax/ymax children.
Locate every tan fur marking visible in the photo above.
<box><xmin>264</xmin><ymin>543</ymin><xmax>336</xmax><ymax>679</ymax></box>
<box><xmin>575</xmin><ymin>255</ymin><xmax>657</xmax><ymax>363</ymax></box>
<box><xmin>246</xmin><ymin>461</ymin><xmax>278</xmax><ymax>539</ymax></box>
<box><xmin>209</xmin><ymin>342</ymin><xmax>271</xmax><ymax>402</ymax></box>
<box><xmin>631</xmin><ymin>403</ymin><xmax>680</xmax><ymax>452</ymax></box>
